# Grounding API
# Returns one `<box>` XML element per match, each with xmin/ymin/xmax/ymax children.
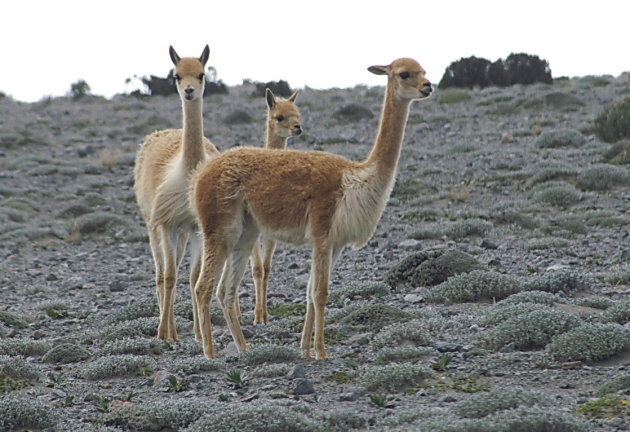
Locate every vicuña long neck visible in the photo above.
<box><xmin>181</xmin><ymin>98</ymin><xmax>205</xmax><ymax>172</ymax></box>
<box><xmin>363</xmin><ymin>90</ymin><xmax>411</xmax><ymax>177</ymax></box>
<box><xmin>266</xmin><ymin>122</ymin><xmax>287</xmax><ymax>149</ymax></box>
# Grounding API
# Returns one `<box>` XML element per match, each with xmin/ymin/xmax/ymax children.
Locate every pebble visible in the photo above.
<box><xmin>292</xmin><ymin>379</ymin><xmax>315</xmax><ymax>395</ymax></box>
<box><xmin>288</xmin><ymin>365</ymin><xmax>306</xmax><ymax>379</ymax></box>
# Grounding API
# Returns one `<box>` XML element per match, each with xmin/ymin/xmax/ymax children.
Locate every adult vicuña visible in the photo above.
<box><xmin>134</xmin><ymin>45</ymin><xmax>219</xmax><ymax>342</ymax></box>
<box><xmin>250</xmin><ymin>88</ymin><xmax>301</xmax><ymax>324</ymax></box>
<box><xmin>190</xmin><ymin>57</ymin><xmax>432</xmax><ymax>359</ymax></box>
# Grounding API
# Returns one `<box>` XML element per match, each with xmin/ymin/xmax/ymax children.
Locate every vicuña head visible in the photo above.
<box><xmin>169</xmin><ymin>44</ymin><xmax>210</xmax><ymax>102</ymax></box>
<box><xmin>191</xmin><ymin>57</ymin><xmax>431</xmax><ymax>360</ymax></box>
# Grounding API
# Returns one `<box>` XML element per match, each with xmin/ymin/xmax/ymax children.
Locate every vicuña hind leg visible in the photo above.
<box><xmin>252</xmin><ymin>237</ymin><xmax>276</xmax><ymax>324</ymax></box>
<box><xmin>194</xmin><ymin>238</ymin><xmax>229</xmax><ymax>359</ymax></box>
<box><xmin>189</xmin><ymin>234</ymin><xmax>203</xmax><ymax>340</ymax></box>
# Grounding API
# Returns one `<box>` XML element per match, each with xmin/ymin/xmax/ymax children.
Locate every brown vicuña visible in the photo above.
<box><xmin>250</xmin><ymin>88</ymin><xmax>301</xmax><ymax>324</ymax></box>
<box><xmin>190</xmin><ymin>58</ymin><xmax>432</xmax><ymax>359</ymax></box>
<box><xmin>134</xmin><ymin>45</ymin><xmax>219</xmax><ymax>342</ymax></box>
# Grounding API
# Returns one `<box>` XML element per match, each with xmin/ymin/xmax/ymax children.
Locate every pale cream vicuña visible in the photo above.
<box><xmin>134</xmin><ymin>45</ymin><xmax>218</xmax><ymax>342</ymax></box>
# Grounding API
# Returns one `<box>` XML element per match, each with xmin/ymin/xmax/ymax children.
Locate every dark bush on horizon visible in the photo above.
<box><xmin>252</xmin><ymin>80</ymin><xmax>293</xmax><ymax>98</ymax></box>
<box><xmin>137</xmin><ymin>69</ymin><xmax>228</xmax><ymax>97</ymax></box>
<box><xmin>594</xmin><ymin>97</ymin><xmax>630</xmax><ymax>143</ymax></box>
<box><xmin>439</xmin><ymin>53</ymin><xmax>552</xmax><ymax>89</ymax></box>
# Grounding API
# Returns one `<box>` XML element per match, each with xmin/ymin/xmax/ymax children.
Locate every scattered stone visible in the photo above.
<box><xmin>288</xmin><ymin>365</ymin><xmax>306</xmax><ymax>379</ymax></box>
<box><xmin>292</xmin><ymin>379</ymin><xmax>315</xmax><ymax>395</ymax></box>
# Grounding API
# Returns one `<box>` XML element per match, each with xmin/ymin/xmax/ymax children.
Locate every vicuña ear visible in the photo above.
<box><xmin>169</xmin><ymin>46</ymin><xmax>181</xmax><ymax>66</ymax></box>
<box><xmin>288</xmin><ymin>91</ymin><xmax>298</xmax><ymax>103</ymax></box>
<box><xmin>368</xmin><ymin>65</ymin><xmax>389</xmax><ymax>75</ymax></box>
<box><xmin>199</xmin><ymin>45</ymin><xmax>210</xmax><ymax>66</ymax></box>
<box><xmin>265</xmin><ymin>88</ymin><xmax>276</xmax><ymax>109</ymax></box>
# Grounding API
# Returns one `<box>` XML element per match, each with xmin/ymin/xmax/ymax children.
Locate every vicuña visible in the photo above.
<box><xmin>190</xmin><ymin>57</ymin><xmax>432</xmax><ymax>359</ymax></box>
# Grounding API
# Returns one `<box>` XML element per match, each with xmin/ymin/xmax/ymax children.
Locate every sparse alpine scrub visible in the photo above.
<box><xmin>546</xmin><ymin>323</ymin><xmax>629</xmax><ymax>362</ymax></box>
<box><xmin>426</xmin><ymin>270</ymin><xmax>522</xmax><ymax>303</ymax></box>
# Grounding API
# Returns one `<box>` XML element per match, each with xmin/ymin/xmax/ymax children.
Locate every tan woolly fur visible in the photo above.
<box><xmin>134</xmin><ymin>45</ymin><xmax>219</xmax><ymax>342</ymax></box>
<box><xmin>250</xmin><ymin>88</ymin><xmax>301</xmax><ymax>324</ymax></box>
<box><xmin>190</xmin><ymin>57</ymin><xmax>432</xmax><ymax>359</ymax></box>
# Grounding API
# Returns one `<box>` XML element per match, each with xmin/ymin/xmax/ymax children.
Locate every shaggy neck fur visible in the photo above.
<box><xmin>266</xmin><ymin>122</ymin><xmax>288</xmax><ymax>149</ymax></box>
<box><xmin>181</xmin><ymin>97</ymin><xmax>205</xmax><ymax>172</ymax></box>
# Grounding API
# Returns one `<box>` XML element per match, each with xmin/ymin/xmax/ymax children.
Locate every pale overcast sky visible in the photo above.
<box><xmin>3</xmin><ymin>0</ymin><xmax>628</xmax><ymax>102</ymax></box>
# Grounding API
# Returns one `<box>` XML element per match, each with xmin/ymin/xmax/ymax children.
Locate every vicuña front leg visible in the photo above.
<box><xmin>300</xmin><ymin>247</ymin><xmax>331</xmax><ymax>360</ymax></box>
<box><xmin>158</xmin><ymin>227</ymin><xmax>179</xmax><ymax>341</ymax></box>
<box><xmin>252</xmin><ymin>238</ymin><xmax>276</xmax><ymax>324</ymax></box>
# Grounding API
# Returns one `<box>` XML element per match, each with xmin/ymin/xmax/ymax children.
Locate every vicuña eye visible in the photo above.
<box><xmin>174</xmin><ymin>74</ymin><xmax>182</xmax><ymax>82</ymax></box>
<box><xmin>198</xmin><ymin>74</ymin><xmax>205</xmax><ymax>81</ymax></box>
<box><xmin>276</xmin><ymin>115</ymin><xmax>285</xmax><ymax>122</ymax></box>
<box><xmin>399</xmin><ymin>72</ymin><xmax>410</xmax><ymax>79</ymax></box>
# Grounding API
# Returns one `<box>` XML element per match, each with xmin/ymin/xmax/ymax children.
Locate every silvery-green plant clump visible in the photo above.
<box><xmin>480</xmin><ymin>308</ymin><xmax>583</xmax><ymax>350</ymax></box>
<box><xmin>106</xmin><ymin>399</ymin><xmax>208</xmax><ymax>431</ymax></box>
<box><xmin>375</xmin><ymin>346</ymin><xmax>436</xmax><ymax>364</ymax></box>
<box><xmin>478</xmin><ymin>303</ymin><xmax>551</xmax><ymax>327</ymax></box>
<box><xmin>524</xmin><ymin>270</ymin><xmax>588</xmax><ymax>293</ymax></box>
<box><xmin>546</xmin><ymin>323</ymin><xmax>629</xmax><ymax>362</ymax></box>
<box><xmin>332</xmin><ymin>302</ymin><xmax>413</xmax><ymax>331</ymax></box>
<box><xmin>358</xmin><ymin>363</ymin><xmax>433</xmax><ymax>392</ymax></box>
<box><xmin>42</xmin><ymin>343</ymin><xmax>91</xmax><ymax>363</ymax></box>
<box><xmin>482</xmin><ymin>405</ymin><xmax>591</xmax><ymax>432</ymax></box>
<box><xmin>167</xmin><ymin>357</ymin><xmax>225</xmax><ymax>375</ymax></box>
<box><xmin>453</xmin><ymin>385</ymin><xmax>554</xmax><ymax>418</ymax></box>
<box><xmin>577</xmin><ymin>164</ymin><xmax>630</xmax><ymax>190</ymax></box>
<box><xmin>323</xmin><ymin>409</ymin><xmax>367</xmax><ymax>431</ymax></box>
<box><xmin>100</xmin><ymin>337</ymin><xmax>166</xmax><ymax>355</ymax></box>
<box><xmin>497</xmin><ymin>290</ymin><xmax>560</xmax><ymax>306</ymax></box>
<box><xmin>239</xmin><ymin>344</ymin><xmax>301</xmax><ymax>366</ymax></box>
<box><xmin>81</xmin><ymin>354</ymin><xmax>155</xmax><ymax>380</ymax></box>
<box><xmin>0</xmin><ymin>338</ymin><xmax>50</xmax><ymax>357</ymax></box>
<box><xmin>526</xmin><ymin>237</ymin><xmax>570</xmax><ymax>250</ymax></box>
<box><xmin>104</xmin><ymin>297</ymin><xmax>159</xmax><ymax>324</ymax></box>
<box><xmin>601</xmin><ymin>300</ymin><xmax>630</xmax><ymax>324</ymax></box>
<box><xmin>426</xmin><ymin>270</ymin><xmax>522</xmax><ymax>303</ymax></box>
<box><xmin>0</xmin><ymin>311</ymin><xmax>29</xmax><ymax>329</ymax></box>
<box><xmin>596</xmin><ymin>373</ymin><xmax>630</xmax><ymax>397</ymax></box>
<box><xmin>0</xmin><ymin>355</ymin><xmax>41</xmax><ymax>381</ymax></box>
<box><xmin>182</xmin><ymin>401</ymin><xmax>323</xmax><ymax>432</ymax></box>
<box><xmin>331</xmin><ymin>281</ymin><xmax>390</xmax><ymax>306</ymax></box>
<box><xmin>0</xmin><ymin>395</ymin><xmax>58</xmax><ymax>431</ymax></box>
<box><xmin>575</xmin><ymin>296</ymin><xmax>615</xmax><ymax>309</ymax></box>
<box><xmin>533</xmin><ymin>129</ymin><xmax>586</xmax><ymax>148</ymax></box>
<box><xmin>371</xmin><ymin>319</ymin><xmax>433</xmax><ymax>349</ymax></box>
<box><xmin>530</xmin><ymin>181</ymin><xmax>582</xmax><ymax>207</ymax></box>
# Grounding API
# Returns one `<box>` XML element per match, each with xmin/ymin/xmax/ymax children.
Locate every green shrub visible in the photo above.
<box><xmin>601</xmin><ymin>300</ymin><xmax>630</xmax><ymax>324</ymax></box>
<box><xmin>596</xmin><ymin>373</ymin><xmax>630</xmax><ymax>397</ymax></box>
<box><xmin>481</xmin><ymin>309</ymin><xmax>582</xmax><ymax>350</ymax></box>
<box><xmin>239</xmin><ymin>344</ymin><xmax>301</xmax><ymax>366</ymax></box>
<box><xmin>574</xmin><ymin>296</ymin><xmax>614</xmax><ymax>309</ymax></box>
<box><xmin>577</xmin><ymin>394</ymin><xmax>629</xmax><ymax>419</ymax></box>
<box><xmin>478</xmin><ymin>303</ymin><xmax>549</xmax><ymax>327</ymax></box>
<box><xmin>105</xmin><ymin>298</ymin><xmax>159</xmax><ymax>324</ymax></box>
<box><xmin>375</xmin><ymin>346</ymin><xmax>436</xmax><ymax>364</ymax></box>
<box><xmin>497</xmin><ymin>290</ymin><xmax>560</xmax><ymax>306</ymax></box>
<box><xmin>42</xmin><ymin>343</ymin><xmax>91</xmax><ymax>363</ymax></box>
<box><xmin>332</xmin><ymin>302</ymin><xmax>412</xmax><ymax>331</ymax></box>
<box><xmin>0</xmin><ymin>355</ymin><xmax>41</xmax><ymax>381</ymax></box>
<box><xmin>384</xmin><ymin>249</ymin><xmax>483</xmax><ymax>290</ymax></box>
<box><xmin>81</xmin><ymin>354</ymin><xmax>156</xmax><ymax>380</ymax></box>
<box><xmin>485</xmin><ymin>406</ymin><xmax>590</xmax><ymax>432</ymax></box>
<box><xmin>453</xmin><ymin>386</ymin><xmax>553</xmax><ymax>418</ymax></box>
<box><xmin>576</xmin><ymin>164</ymin><xmax>630</xmax><ymax>190</ymax></box>
<box><xmin>333</xmin><ymin>103</ymin><xmax>374</xmax><ymax>122</ymax></box>
<box><xmin>547</xmin><ymin>323</ymin><xmax>629</xmax><ymax>362</ymax></box>
<box><xmin>331</xmin><ymin>281</ymin><xmax>390</xmax><ymax>306</ymax></box>
<box><xmin>101</xmin><ymin>337</ymin><xmax>166</xmax><ymax>355</ymax></box>
<box><xmin>533</xmin><ymin>129</ymin><xmax>586</xmax><ymax>148</ymax></box>
<box><xmin>0</xmin><ymin>339</ymin><xmax>50</xmax><ymax>357</ymax></box>
<box><xmin>426</xmin><ymin>270</ymin><xmax>522</xmax><ymax>303</ymax></box>
<box><xmin>182</xmin><ymin>401</ymin><xmax>323</xmax><ymax>432</ymax></box>
<box><xmin>167</xmin><ymin>357</ymin><xmax>225</xmax><ymax>375</ymax></box>
<box><xmin>444</xmin><ymin>218</ymin><xmax>493</xmax><ymax>239</ymax></box>
<box><xmin>324</xmin><ymin>409</ymin><xmax>367</xmax><ymax>431</ymax></box>
<box><xmin>99</xmin><ymin>317</ymin><xmax>162</xmax><ymax>341</ymax></box>
<box><xmin>601</xmin><ymin>139</ymin><xmax>630</xmax><ymax>164</ymax></box>
<box><xmin>526</xmin><ymin>237</ymin><xmax>570</xmax><ymax>250</ymax></box>
<box><xmin>530</xmin><ymin>182</ymin><xmax>581</xmax><ymax>207</ymax></box>
<box><xmin>359</xmin><ymin>363</ymin><xmax>433</xmax><ymax>392</ymax></box>
<box><xmin>371</xmin><ymin>319</ymin><xmax>433</xmax><ymax>349</ymax></box>
<box><xmin>223</xmin><ymin>109</ymin><xmax>254</xmax><ymax>125</ymax></box>
<box><xmin>594</xmin><ymin>97</ymin><xmax>630</xmax><ymax>142</ymax></box>
<box><xmin>0</xmin><ymin>395</ymin><xmax>58</xmax><ymax>431</ymax></box>
<box><xmin>524</xmin><ymin>270</ymin><xmax>587</xmax><ymax>293</ymax></box>
<box><xmin>438</xmin><ymin>90</ymin><xmax>471</xmax><ymax>104</ymax></box>
<box><xmin>107</xmin><ymin>399</ymin><xmax>208</xmax><ymax>431</ymax></box>
<box><xmin>0</xmin><ymin>311</ymin><xmax>29</xmax><ymax>329</ymax></box>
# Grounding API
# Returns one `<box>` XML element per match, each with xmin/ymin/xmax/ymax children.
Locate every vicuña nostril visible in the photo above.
<box><xmin>185</xmin><ymin>88</ymin><xmax>194</xmax><ymax>95</ymax></box>
<box><xmin>295</xmin><ymin>125</ymin><xmax>302</xmax><ymax>135</ymax></box>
